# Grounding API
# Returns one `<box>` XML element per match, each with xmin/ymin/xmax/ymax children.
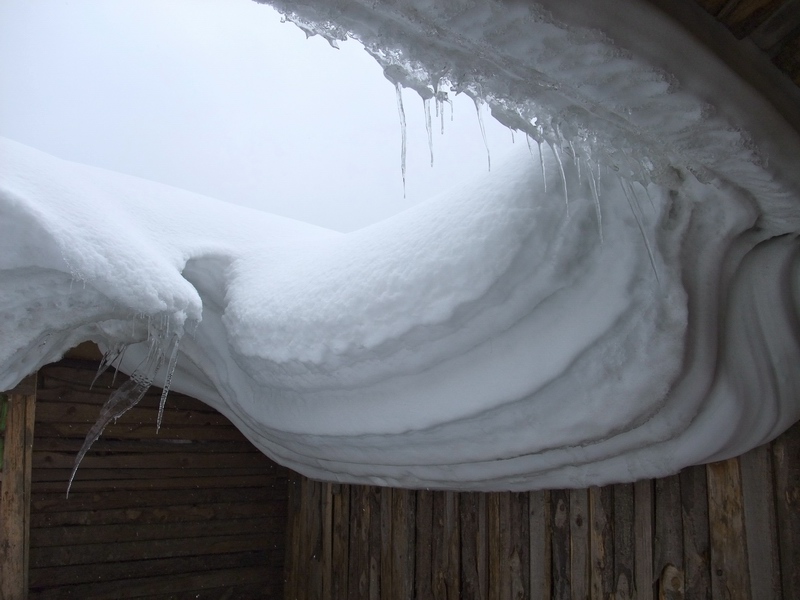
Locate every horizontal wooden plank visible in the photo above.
<box><xmin>31</xmin><ymin>517</ymin><xmax>277</xmax><ymax>547</ymax></box>
<box><xmin>28</xmin><ymin>565</ymin><xmax>269</xmax><ymax>599</ymax></box>
<box><xmin>33</xmin><ymin>474</ymin><xmax>279</xmax><ymax>494</ymax></box>
<box><xmin>31</xmin><ymin>501</ymin><xmax>286</xmax><ymax>527</ymax></box>
<box><xmin>33</xmin><ymin>437</ymin><xmax>258</xmax><ymax>454</ymax></box>
<box><xmin>32</xmin><ymin>466</ymin><xmax>283</xmax><ymax>483</ymax></box>
<box><xmin>33</xmin><ymin>451</ymin><xmax>273</xmax><ymax>470</ymax></box>
<box><xmin>32</xmin><ymin>486</ymin><xmax>279</xmax><ymax>512</ymax></box>
<box><xmin>34</xmin><ymin>421</ymin><xmax>250</xmax><ymax>442</ymax></box>
<box><xmin>29</xmin><ymin>549</ymin><xmax>271</xmax><ymax>587</ymax></box>
<box><xmin>34</xmin><ymin>401</ymin><xmax>232</xmax><ymax>427</ymax></box>
<box><xmin>30</xmin><ymin>533</ymin><xmax>268</xmax><ymax>567</ymax></box>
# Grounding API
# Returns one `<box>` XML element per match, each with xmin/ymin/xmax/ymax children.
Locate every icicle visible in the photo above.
<box><xmin>550</xmin><ymin>143</ymin><xmax>570</xmax><ymax>217</ymax></box>
<box><xmin>537</xmin><ymin>141</ymin><xmax>547</xmax><ymax>193</ymax></box>
<box><xmin>588</xmin><ymin>167</ymin><xmax>604</xmax><ymax>243</ymax></box>
<box><xmin>473</xmin><ymin>98</ymin><xmax>491</xmax><ymax>171</ymax></box>
<box><xmin>510</xmin><ymin>128</ymin><xmax>515</xmax><ymax>144</ymax></box>
<box><xmin>395</xmin><ymin>82</ymin><xmax>407</xmax><ymax>196</ymax></box>
<box><xmin>619</xmin><ymin>178</ymin><xmax>660</xmax><ymax>282</ymax></box>
<box><xmin>423</xmin><ymin>97</ymin><xmax>434</xmax><ymax>167</ymax></box>
<box><xmin>156</xmin><ymin>333</ymin><xmax>182</xmax><ymax>433</ymax></box>
<box><xmin>526</xmin><ymin>134</ymin><xmax>533</xmax><ymax>155</ymax></box>
<box><xmin>67</xmin><ymin>335</ymin><xmax>165</xmax><ymax>497</ymax></box>
<box><xmin>640</xmin><ymin>182</ymin><xmax>657</xmax><ymax>212</ymax></box>
<box><xmin>90</xmin><ymin>342</ymin><xmax>126</xmax><ymax>389</ymax></box>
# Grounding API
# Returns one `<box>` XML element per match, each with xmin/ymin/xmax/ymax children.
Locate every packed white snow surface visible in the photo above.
<box><xmin>2</xmin><ymin>0</ymin><xmax>800</xmax><ymax>490</ymax></box>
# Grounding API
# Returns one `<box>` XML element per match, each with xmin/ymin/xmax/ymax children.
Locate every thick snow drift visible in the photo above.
<box><xmin>2</xmin><ymin>0</ymin><xmax>799</xmax><ymax>490</ymax></box>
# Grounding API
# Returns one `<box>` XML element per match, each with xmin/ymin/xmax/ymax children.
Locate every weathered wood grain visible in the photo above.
<box><xmin>460</xmin><ymin>492</ymin><xmax>483</xmax><ymax>600</ymax></box>
<box><xmin>530</xmin><ymin>490</ymin><xmax>551</xmax><ymax>600</ymax></box>
<box><xmin>510</xmin><ymin>492</ymin><xmax>529</xmax><ymax>599</ymax></box>
<box><xmin>589</xmin><ymin>486</ymin><xmax>613</xmax><ymax>600</ymax></box>
<box><xmin>348</xmin><ymin>485</ymin><xmax>371</xmax><ymax>600</ymax></box>
<box><xmin>654</xmin><ymin>474</ymin><xmax>683</xmax><ymax>596</ymax></box>
<box><xmin>570</xmin><ymin>488</ymin><xmax>590</xmax><ymax>600</ymax></box>
<box><xmin>551</xmin><ymin>489</ymin><xmax>570</xmax><ymax>600</ymax></box>
<box><xmin>415</xmin><ymin>490</ymin><xmax>434</xmax><ymax>600</ymax></box>
<box><xmin>679</xmin><ymin>465</ymin><xmax>711</xmax><ymax>600</ymax></box>
<box><xmin>740</xmin><ymin>445</ymin><xmax>782</xmax><ymax>599</ymax></box>
<box><xmin>634</xmin><ymin>480</ymin><xmax>655</xmax><ymax>600</ymax></box>
<box><xmin>707</xmin><ymin>459</ymin><xmax>751</xmax><ymax>600</ymax></box>
<box><xmin>0</xmin><ymin>375</ymin><xmax>37</xmax><ymax>600</ymax></box>
<box><xmin>773</xmin><ymin>423</ymin><xmax>800</xmax><ymax>599</ymax></box>
<box><xmin>392</xmin><ymin>488</ymin><xmax>416</xmax><ymax>599</ymax></box>
<box><xmin>613</xmin><ymin>484</ymin><xmax>635</xmax><ymax>600</ymax></box>
<box><xmin>332</xmin><ymin>484</ymin><xmax>351</xmax><ymax>600</ymax></box>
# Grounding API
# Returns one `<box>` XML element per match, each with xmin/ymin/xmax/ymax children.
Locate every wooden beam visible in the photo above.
<box><xmin>0</xmin><ymin>375</ymin><xmax>38</xmax><ymax>600</ymax></box>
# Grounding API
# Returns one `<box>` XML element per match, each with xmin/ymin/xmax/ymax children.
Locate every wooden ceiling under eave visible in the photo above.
<box><xmin>695</xmin><ymin>0</ymin><xmax>800</xmax><ymax>84</ymax></box>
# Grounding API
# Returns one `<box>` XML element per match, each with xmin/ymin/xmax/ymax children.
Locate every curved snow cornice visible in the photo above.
<box><xmin>1</xmin><ymin>0</ymin><xmax>799</xmax><ymax>490</ymax></box>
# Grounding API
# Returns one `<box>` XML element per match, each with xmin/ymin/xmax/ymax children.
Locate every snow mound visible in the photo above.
<box><xmin>2</xmin><ymin>0</ymin><xmax>800</xmax><ymax>490</ymax></box>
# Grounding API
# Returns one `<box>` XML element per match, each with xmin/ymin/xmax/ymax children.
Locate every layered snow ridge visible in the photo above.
<box><xmin>2</xmin><ymin>0</ymin><xmax>800</xmax><ymax>490</ymax></box>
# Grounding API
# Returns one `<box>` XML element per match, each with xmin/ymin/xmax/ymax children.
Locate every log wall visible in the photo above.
<box><xmin>284</xmin><ymin>420</ymin><xmax>800</xmax><ymax>600</ymax></box>
<box><xmin>23</xmin><ymin>360</ymin><xmax>289</xmax><ymax>599</ymax></box>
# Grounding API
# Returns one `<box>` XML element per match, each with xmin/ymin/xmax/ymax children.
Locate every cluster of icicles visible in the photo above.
<box><xmin>68</xmin><ymin>317</ymin><xmax>183</xmax><ymax>496</ymax></box>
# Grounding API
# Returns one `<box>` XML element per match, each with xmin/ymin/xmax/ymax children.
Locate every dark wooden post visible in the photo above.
<box><xmin>0</xmin><ymin>375</ymin><xmax>37</xmax><ymax>600</ymax></box>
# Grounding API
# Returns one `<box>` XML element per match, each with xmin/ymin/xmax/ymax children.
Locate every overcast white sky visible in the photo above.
<box><xmin>0</xmin><ymin>0</ymin><xmax>517</xmax><ymax>232</ymax></box>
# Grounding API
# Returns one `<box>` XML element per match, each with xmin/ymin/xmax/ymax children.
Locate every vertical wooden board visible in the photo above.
<box><xmin>488</xmin><ymin>492</ymin><xmax>505</xmax><ymax>600</ymax></box>
<box><xmin>348</xmin><ymin>485</ymin><xmax>371</xmax><ymax>600</ymax></box>
<box><xmin>392</xmin><ymin>489</ymin><xmax>415</xmax><ymax>600</ymax></box>
<box><xmin>654</xmin><ymin>475</ymin><xmax>684</xmax><ymax>595</ymax></box>
<box><xmin>432</xmin><ymin>491</ymin><xmax>448</xmax><ymax>600</ymax></box>
<box><xmin>773</xmin><ymin>422</ymin><xmax>800</xmax><ymax>599</ymax></box>
<box><xmin>460</xmin><ymin>492</ymin><xmax>482</xmax><ymax>600</ymax></box>
<box><xmin>739</xmin><ymin>445</ymin><xmax>781</xmax><ymax>599</ymax></box>
<box><xmin>529</xmin><ymin>490</ymin><xmax>551</xmax><ymax>600</ymax></box>
<box><xmin>551</xmin><ymin>489</ymin><xmax>571</xmax><ymax>600</ymax></box>
<box><xmin>478</xmin><ymin>492</ymin><xmax>489</xmax><ymax>599</ymax></box>
<box><xmin>706</xmin><ymin>459</ymin><xmax>751</xmax><ymax>600</ymax></box>
<box><xmin>509</xmin><ymin>492</ymin><xmax>529</xmax><ymax>600</ymax></box>
<box><xmin>613</xmin><ymin>484</ymin><xmax>635</xmax><ymax>600</ymax></box>
<box><xmin>283</xmin><ymin>475</ymin><xmax>302</xmax><ymax>600</ymax></box>
<box><xmin>444</xmin><ymin>492</ymin><xmax>461</xmax><ymax>600</ymax></box>
<box><xmin>0</xmin><ymin>378</ymin><xmax>37</xmax><ymax>600</ymax></box>
<box><xmin>380</xmin><ymin>487</ymin><xmax>393</xmax><ymax>597</ymax></box>
<box><xmin>589</xmin><ymin>486</ymin><xmax>613</xmax><ymax>600</ymax></box>
<box><xmin>368</xmin><ymin>487</ymin><xmax>381</xmax><ymax>600</ymax></box>
<box><xmin>308</xmin><ymin>479</ymin><xmax>325</xmax><ymax>597</ymax></box>
<box><xmin>634</xmin><ymin>480</ymin><xmax>654</xmax><ymax>600</ymax></box>
<box><xmin>332</xmin><ymin>484</ymin><xmax>351</xmax><ymax>600</ymax></box>
<box><xmin>679</xmin><ymin>465</ymin><xmax>710</xmax><ymax>599</ymax></box>
<box><xmin>415</xmin><ymin>490</ymin><xmax>434</xmax><ymax>600</ymax></box>
<box><xmin>322</xmin><ymin>483</ymin><xmax>334</xmax><ymax>600</ymax></box>
<box><xmin>570</xmin><ymin>488</ymin><xmax>589</xmax><ymax>600</ymax></box>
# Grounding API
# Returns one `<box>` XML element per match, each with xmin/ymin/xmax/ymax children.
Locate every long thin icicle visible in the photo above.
<box><xmin>395</xmin><ymin>82</ymin><xmax>407</xmax><ymax>196</ymax></box>
<box><xmin>423</xmin><ymin>97</ymin><xmax>434</xmax><ymax>167</ymax></box>
<box><xmin>473</xmin><ymin>97</ymin><xmax>491</xmax><ymax>171</ymax></box>
<box><xmin>588</xmin><ymin>165</ymin><xmax>604</xmax><ymax>242</ymax></box>
<box><xmin>619</xmin><ymin>178</ymin><xmax>660</xmax><ymax>282</ymax></box>
<box><xmin>538</xmin><ymin>141</ymin><xmax>547</xmax><ymax>193</ymax></box>
<box><xmin>157</xmin><ymin>333</ymin><xmax>182</xmax><ymax>433</ymax></box>
<box><xmin>90</xmin><ymin>342</ymin><xmax>126</xmax><ymax>389</ymax></box>
<box><xmin>67</xmin><ymin>336</ymin><xmax>164</xmax><ymax>497</ymax></box>
<box><xmin>550</xmin><ymin>143</ymin><xmax>569</xmax><ymax>216</ymax></box>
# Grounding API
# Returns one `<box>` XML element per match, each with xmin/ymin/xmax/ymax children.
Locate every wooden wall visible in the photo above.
<box><xmin>21</xmin><ymin>359</ymin><xmax>289</xmax><ymax>599</ymax></box>
<box><xmin>284</xmin><ymin>420</ymin><xmax>800</xmax><ymax>600</ymax></box>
